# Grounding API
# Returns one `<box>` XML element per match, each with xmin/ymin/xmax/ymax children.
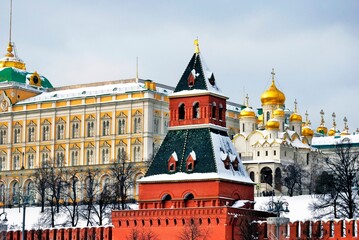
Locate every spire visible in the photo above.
<box><xmin>294</xmin><ymin>99</ymin><xmax>298</xmax><ymax>113</ymax></box>
<box><xmin>271</xmin><ymin>68</ymin><xmax>275</xmax><ymax>83</ymax></box>
<box><xmin>331</xmin><ymin>112</ymin><xmax>336</xmax><ymax>129</ymax></box>
<box><xmin>305</xmin><ymin>110</ymin><xmax>309</xmax><ymax>125</ymax></box>
<box><xmin>194</xmin><ymin>38</ymin><xmax>200</xmax><ymax>54</ymax></box>
<box><xmin>9</xmin><ymin>0</ymin><xmax>12</xmax><ymax>45</ymax></box>
<box><xmin>343</xmin><ymin>117</ymin><xmax>349</xmax><ymax>131</ymax></box>
<box><xmin>245</xmin><ymin>94</ymin><xmax>249</xmax><ymax>107</ymax></box>
<box><xmin>320</xmin><ymin>109</ymin><xmax>325</xmax><ymax>126</ymax></box>
<box><xmin>136</xmin><ymin>56</ymin><xmax>139</xmax><ymax>82</ymax></box>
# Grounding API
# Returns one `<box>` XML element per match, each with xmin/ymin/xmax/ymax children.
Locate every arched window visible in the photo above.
<box><xmin>87</xmin><ymin>121</ymin><xmax>94</xmax><ymax>137</ymax></box>
<box><xmin>179</xmin><ymin>103</ymin><xmax>185</xmax><ymax>120</ymax></box>
<box><xmin>193</xmin><ymin>102</ymin><xmax>200</xmax><ymax>119</ymax></box>
<box><xmin>212</xmin><ymin>102</ymin><xmax>217</xmax><ymax>119</ymax></box>
<box><xmin>266</xmin><ymin>111</ymin><xmax>270</xmax><ymax>121</ymax></box>
<box><xmin>219</xmin><ymin>104</ymin><xmax>223</xmax><ymax>120</ymax></box>
<box><xmin>250</xmin><ymin>171</ymin><xmax>255</xmax><ymax>181</ymax></box>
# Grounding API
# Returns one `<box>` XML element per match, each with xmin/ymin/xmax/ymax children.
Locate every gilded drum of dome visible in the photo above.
<box><xmin>266</xmin><ymin>119</ymin><xmax>280</xmax><ymax>130</ymax></box>
<box><xmin>290</xmin><ymin>113</ymin><xmax>302</xmax><ymax>122</ymax></box>
<box><xmin>239</xmin><ymin>107</ymin><xmax>256</xmax><ymax>118</ymax></box>
<box><xmin>302</xmin><ymin>126</ymin><xmax>314</xmax><ymax>137</ymax></box>
<box><xmin>274</xmin><ymin>108</ymin><xmax>285</xmax><ymax>117</ymax></box>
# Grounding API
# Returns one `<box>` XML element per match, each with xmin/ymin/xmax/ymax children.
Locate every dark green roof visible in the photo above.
<box><xmin>174</xmin><ymin>53</ymin><xmax>216</xmax><ymax>93</ymax></box>
<box><xmin>146</xmin><ymin>127</ymin><xmax>228</xmax><ymax>177</ymax></box>
<box><xmin>0</xmin><ymin>67</ymin><xmax>53</xmax><ymax>89</ymax></box>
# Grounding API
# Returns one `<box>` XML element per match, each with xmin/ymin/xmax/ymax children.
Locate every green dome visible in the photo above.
<box><xmin>0</xmin><ymin>67</ymin><xmax>53</xmax><ymax>89</ymax></box>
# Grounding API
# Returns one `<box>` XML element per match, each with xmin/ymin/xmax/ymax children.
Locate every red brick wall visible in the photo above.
<box><xmin>169</xmin><ymin>94</ymin><xmax>227</xmax><ymax>127</ymax></box>
<box><xmin>3</xmin><ymin>227</ymin><xmax>112</xmax><ymax>240</ymax></box>
<box><xmin>139</xmin><ymin>180</ymin><xmax>254</xmax><ymax>209</ymax></box>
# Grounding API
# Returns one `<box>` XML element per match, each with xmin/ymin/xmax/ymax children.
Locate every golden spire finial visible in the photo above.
<box><xmin>320</xmin><ymin>109</ymin><xmax>325</xmax><ymax>126</ymax></box>
<box><xmin>245</xmin><ymin>94</ymin><xmax>249</xmax><ymax>107</ymax></box>
<box><xmin>305</xmin><ymin>110</ymin><xmax>309</xmax><ymax>124</ymax></box>
<box><xmin>194</xmin><ymin>38</ymin><xmax>200</xmax><ymax>54</ymax></box>
<box><xmin>271</xmin><ymin>68</ymin><xmax>275</xmax><ymax>83</ymax></box>
<box><xmin>343</xmin><ymin>117</ymin><xmax>348</xmax><ymax>130</ymax></box>
<box><xmin>332</xmin><ymin>112</ymin><xmax>336</xmax><ymax>129</ymax></box>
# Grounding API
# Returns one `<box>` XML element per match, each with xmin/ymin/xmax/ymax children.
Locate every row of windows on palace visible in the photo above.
<box><xmin>0</xmin><ymin>115</ymin><xmax>168</xmax><ymax>144</ymax></box>
<box><xmin>0</xmin><ymin>144</ymin><xmax>143</xmax><ymax>171</ymax></box>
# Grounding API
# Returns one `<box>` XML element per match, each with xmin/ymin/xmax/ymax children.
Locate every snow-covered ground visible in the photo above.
<box><xmin>255</xmin><ymin>195</ymin><xmax>316</xmax><ymax>221</ymax></box>
<box><xmin>1</xmin><ymin>195</ymin><xmax>320</xmax><ymax>230</ymax></box>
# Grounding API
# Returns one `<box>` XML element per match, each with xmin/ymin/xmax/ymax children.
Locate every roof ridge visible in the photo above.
<box><xmin>179</xmin><ymin>129</ymin><xmax>189</xmax><ymax>172</ymax></box>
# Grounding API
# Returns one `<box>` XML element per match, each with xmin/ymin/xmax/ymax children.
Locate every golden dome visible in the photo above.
<box><xmin>261</xmin><ymin>69</ymin><xmax>285</xmax><ymax>106</ymax></box>
<box><xmin>266</xmin><ymin>118</ymin><xmax>280</xmax><ymax>130</ymax></box>
<box><xmin>290</xmin><ymin>113</ymin><xmax>302</xmax><ymax>122</ymax></box>
<box><xmin>316</xmin><ymin>126</ymin><xmax>328</xmax><ymax>135</ymax></box>
<box><xmin>0</xmin><ymin>42</ymin><xmax>26</xmax><ymax>70</ymax></box>
<box><xmin>302</xmin><ymin>126</ymin><xmax>314</xmax><ymax>137</ymax></box>
<box><xmin>239</xmin><ymin>107</ymin><xmax>256</xmax><ymax>118</ymax></box>
<box><xmin>328</xmin><ymin>128</ymin><xmax>336</xmax><ymax>136</ymax></box>
<box><xmin>274</xmin><ymin>108</ymin><xmax>285</xmax><ymax>117</ymax></box>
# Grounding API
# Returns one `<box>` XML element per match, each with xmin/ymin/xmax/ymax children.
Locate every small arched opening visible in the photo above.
<box><xmin>179</xmin><ymin>103</ymin><xmax>185</xmax><ymax>120</ymax></box>
<box><xmin>184</xmin><ymin>192</ymin><xmax>195</xmax><ymax>208</ymax></box>
<box><xmin>161</xmin><ymin>194</ymin><xmax>173</xmax><ymax>209</ymax></box>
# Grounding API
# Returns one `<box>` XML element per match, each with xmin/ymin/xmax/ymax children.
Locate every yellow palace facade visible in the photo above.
<box><xmin>0</xmin><ymin>42</ymin><xmax>242</xmax><ymax>205</ymax></box>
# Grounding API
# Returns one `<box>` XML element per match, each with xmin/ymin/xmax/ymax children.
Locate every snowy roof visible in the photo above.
<box><xmin>173</xmin><ymin>52</ymin><xmax>225</xmax><ymax>97</ymax></box>
<box><xmin>312</xmin><ymin>134</ymin><xmax>359</xmax><ymax>146</ymax></box>
<box><xmin>16</xmin><ymin>79</ymin><xmax>172</xmax><ymax>104</ymax></box>
<box><xmin>142</xmin><ymin>127</ymin><xmax>253</xmax><ymax>184</ymax></box>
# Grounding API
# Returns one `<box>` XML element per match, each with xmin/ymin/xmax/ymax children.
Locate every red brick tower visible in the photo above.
<box><xmin>112</xmin><ymin>41</ymin><xmax>273</xmax><ymax>240</ymax></box>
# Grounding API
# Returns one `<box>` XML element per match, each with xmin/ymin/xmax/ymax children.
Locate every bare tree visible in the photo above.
<box><xmin>91</xmin><ymin>176</ymin><xmax>113</xmax><ymax>226</ymax></box>
<box><xmin>311</xmin><ymin>138</ymin><xmax>359</xmax><ymax>219</ymax></box>
<box><xmin>81</xmin><ymin>168</ymin><xmax>99</xmax><ymax>226</ymax></box>
<box><xmin>282</xmin><ymin>163</ymin><xmax>307</xmax><ymax>197</ymax></box>
<box><xmin>126</xmin><ymin>228</ymin><xmax>159</xmax><ymax>240</ymax></box>
<box><xmin>178</xmin><ymin>218</ymin><xmax>210</xmax><ymax>240</ymax></box>
<box><xmin>109</xmin><ymin>151</ymin><xmax>136</xmax><ymax>210</ymax></box>
<box><xmin>46</xmin><ymin>158</ymin><xmax>66</xmax><ymax>227</ymax></box>
<box><xmin>61</xmin><ymin>169</ymin><xmax>80</xmax><ymax>227</ymax></box>
<box><xmin>32</xmin><ymin>160</ymin><xmax>51</xmax><ymax>212</ymax></box>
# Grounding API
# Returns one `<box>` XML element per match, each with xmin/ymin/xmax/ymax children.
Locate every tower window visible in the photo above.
<box><xmin>179</xmin><ymin>103</ymin><xmax>185</xmax><ymax>120</ymax></box>
<box><xmin>219</xmin><ymin>104</ymin><xmax>223</xmax><ymax>120</ymax></box>
<box><xmin>212</xmin><ymin>102</ymin><xmax>217</xmax><ymax>119</ymax></box>
<box><xmin>193</xmin><ymin>102</ymin><xmax>200</xmax><ymax>119</ymax></box>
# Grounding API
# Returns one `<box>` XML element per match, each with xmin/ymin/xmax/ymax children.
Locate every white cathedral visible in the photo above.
<box><xmin>232</xmin><ymin>69</ymin><xmax>344</xmax><ymax>196</ymax></box>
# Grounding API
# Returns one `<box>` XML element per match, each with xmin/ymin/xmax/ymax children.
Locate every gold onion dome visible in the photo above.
<box><xmin>239</xmin><ymin>94</ymin><xmax>256</xmax><ymax>118</ymax></box>
<box><xmin>316</xmin><ymin>109</ymin><xmax>327</xmax><ymax>135</ymax></box>
<box><xmin>266</xmin><ymin>118</ymin><xmax>280</xmax><ymax>130</ymax></box>
<box><xmin>302</xmin><ymin>126</ymin><xmax>314</xmax><ymax>137</ymax></box>
<box><xmin>302</xmin><ymin>112</ymin><xmax>314</xmax><ymax>137</ymax></box>
<box><xmin>260</xmin><ymin>69</ymin><xmax>285</xmax><ymax>105</ymax></box>
<box><xmin>289</xmin><ymin>99</ymin><xmax>302</xmax><ymax>122</ymax></box>
<box><xmin>274</xmin><ymin>108</ymin><xmax>285</xmax><ymax>118</ymax></box>
<box><xmin>328</xmin><ymin>128</ymin><xmax>336</xmax><ymax>136</ymax></box>
<box><xmin>240</xmin><ymin>107</ymin><xmax>256</xmax><ymax>118</ymax></box>
<box><xmin>340</xmin><ymin>117</ymin><xmax>350</xmax><ymax>136</ymax></box>
<box><xmin>316</xmin><ymin>126</ymin><xmax>328</xmax><ymax>135</ymax></box>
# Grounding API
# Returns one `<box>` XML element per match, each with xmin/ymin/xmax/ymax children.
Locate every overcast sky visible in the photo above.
<box><xmin>0</xmin><ymin>1</ymin><xmax>358</xmax><ymax>132</ymax></box>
